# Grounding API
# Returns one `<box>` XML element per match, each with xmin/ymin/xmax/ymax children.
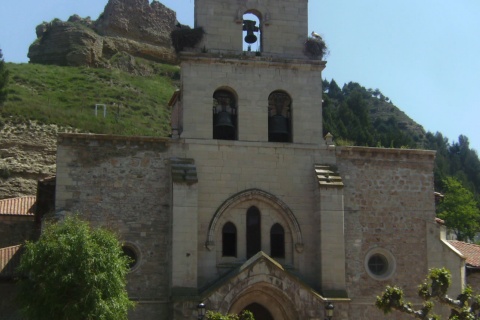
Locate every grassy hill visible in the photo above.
<box><xmin>1</xmin><ymin>60</ymin><xmax>179</xmax><ymax>137</ymax></box>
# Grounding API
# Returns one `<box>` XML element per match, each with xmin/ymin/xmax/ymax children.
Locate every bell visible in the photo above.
<box><xmin>243</xmin><ymin>20</ymin><xmax>259</xmax><ymax>44</ymax></box>
<box><xmin>214</xmin><ymin>111</ymin><xmax>235</xmax><ymax>140</ymax></box>
<box><xmin>269</xmin><ymin>115</ymin><xmax>289</xmax><ymax>142</ymax></box>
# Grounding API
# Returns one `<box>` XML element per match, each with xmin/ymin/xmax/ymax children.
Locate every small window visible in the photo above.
<box><xmin>247</xmin><ymin>206</ymin><xmax>261</xmax><ymax>259</ymax></box>
<box><xmin>222</xmin><ymin>222</ymin><xmax>237</xmax><ymax>257</ymax></box>
<box><xmin>364</xmin><ymin>248</ymin><xmax>396</xmax><ymax>280</ymax></box>
<box><xmin>122</xmin><ymin>245</ymin><xmax>139</xmax><ymax>270</ymax></box>
<box><xmin>368</xmin><ymin>254</ymin><xmax>387</xmax><ymax>276</ymax></box>
<box><xmin>270</xmin><ymin>223</ymin><xmax>285</xmax><ymax>258</ymax></box>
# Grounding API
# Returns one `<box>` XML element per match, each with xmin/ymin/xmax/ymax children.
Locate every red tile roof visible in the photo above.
<box><xmin>0</xmin><ymin>245</ymin><xmax>23</xmax><ymax>278</ymax></box>
<box><xmin>449</xmin><ymin>240</ymin><xmax>480</xmax><ymax>267</ymax></box>
<box><xmin>0</xmin><ymin>196</ymin><xmax>36</xmax><ymax>216</ymax></box>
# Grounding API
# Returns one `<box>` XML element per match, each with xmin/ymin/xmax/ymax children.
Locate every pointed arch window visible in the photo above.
<box><xmin>213</xmin><ymin>89</ymin><xmax>237</xmax><ymax>140</ymax></box>
<box><xmin>222</xmin><ymin>222</ymin><xmax>237</xmax><ymax>257</ymax></box>
<box><xmin>268</xmin><ymin>91</ymin><xmax>292</xmax><ymax>142</ymax></box>
<box><xmin>246</xmin><ymin>206</ymin><xmax>261</xmax><ymax>259</ymax></box>
<box><xmin>270</xmin><ymin>223</ymin><xmax>285</xmax><ymax>258</ymax></box>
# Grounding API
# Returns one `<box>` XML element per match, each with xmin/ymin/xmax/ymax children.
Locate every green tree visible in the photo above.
<box><xmin>17</xmin><ymin>216</ymin><xmax>135</xmax><ymax>320</ymax></box>
<box><xmin>206</xmin><ymin>310</ymin><xmax>255</xmax><ymax>320</ymax></box>
<box><xmin>376</xmin><ymin>268</ymin><xmax>480</xmax><ymax>320</ymax></box>
<box><xmin>437</xmin><ymin>177</ymin><xmax>480</xmax><ymax>241</ymax></box>
<box><xmin>0</xmin><ymin>48</ymin><xmax>9</xmax><ymax>105</ymax></box>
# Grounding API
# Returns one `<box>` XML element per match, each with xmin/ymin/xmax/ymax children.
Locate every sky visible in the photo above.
<box><xmin>1</xmin><ymin>0</ymin><xmax>479</xmax><ymax>151</ymax></box>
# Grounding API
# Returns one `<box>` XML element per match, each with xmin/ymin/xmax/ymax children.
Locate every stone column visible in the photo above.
<box><xmin>314</xmin><ymin>165</ymin><xmax>347</xmax><ymax>297</ymax></box>
<box><xmin>170</xmin><ymin>158</ymin><xmax>199</xmax><ymax>296</ymax></box>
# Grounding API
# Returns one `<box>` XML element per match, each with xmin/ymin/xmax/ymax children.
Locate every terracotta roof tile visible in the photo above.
<box><xmin>0</xmin><ymin>196</ymin><xmax>36</xmax><ymax>216</ymax></box>
<box><xmin>448</xmin><ymin>240</ymin><xmax>480</xmax><ymax>267</ymax></box>
<box><xmin>0</xmin><ymin>245</ymin><xmax>23</xmax><ymax>278</ymax></box>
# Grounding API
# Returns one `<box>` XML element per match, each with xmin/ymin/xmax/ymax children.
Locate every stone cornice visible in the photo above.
<box><xmin>336</xmin><ymin>146</ymin><xmax>436</xmax><ymax>162</ymax></box>
<box><xmin>180</xmin><ymin>51</ymin><xmax>327</xmax><ymax>71</ymax></box>
<box><xmin>58</xmin><ymin>133</ymin><xmax>170</xmax><ymax>145</ymax></box>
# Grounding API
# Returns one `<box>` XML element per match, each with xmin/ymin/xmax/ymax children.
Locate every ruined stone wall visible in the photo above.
<box><xmin>55</xmin><ymin>134</ymin><xmax>176</xmax><ymax>319</ymax></box>
<box><xmin>337</xmin><ymin>146</ymin><xmax>437</xmax><ymax>318</ymax></box>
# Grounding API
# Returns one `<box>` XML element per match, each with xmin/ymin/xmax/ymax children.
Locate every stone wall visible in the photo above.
<box><xmin>0</xmin><ymin>216</ymin><xmax>35</xmax><ymax>248</ymax></box>
<box><xmin>337</xmin><ymin>146</ymin><xmax>437</xmax><ymax>317</ymax></box>
<box><xmin>55</xmin><ymin>134</ymin><xmax>176</xmax><ymax>319</ymax></box>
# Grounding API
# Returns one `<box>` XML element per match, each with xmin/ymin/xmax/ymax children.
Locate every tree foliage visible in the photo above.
<box><xmin>0</xmin><ymin>48</ymin><xmax>9</xmax><ymax>105</ymax></box>
<box><xmin>17</xmin><ymin>215</ymin><xmax>135</xmax><ymax>320</ymax></box>
<box><xmin>206</xmin><ymin>310</ymin><xmax>255</xmax><ymax>320</ymax></box>
<box><xmin>437</xmin><ymin>177</ymin><xmax>480</xmax><ymax>241</ymax></box>
<box><xmin>376</xmin><ymin>268</ymin><xmax>480</xmax><ymax>320</ymax></box>
<box><xmin>322</xmin><ymin>79</ymin><xmax>417</xmax><ymax>148</ymax></box>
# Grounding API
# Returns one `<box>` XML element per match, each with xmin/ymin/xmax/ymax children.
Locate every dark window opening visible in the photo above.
<box><xmin>246</xmin><ymin>206</ymin><xmax>261</xmax><ymax>259</ymax></box>
<box><xmin>268</xmin><ymin>91</ymin><xmax>292</xmax><ymax>142</ymax></box>
<box><xmin>213</xmin><ymin>90</ymin><xmax>237</xmax><ymax>140</ymax></box>
<box><xmin>270</xmin><ymin>223</ymin><xmax>285</xmax><ymax>258</ymax></box>
<box><xmin>222</xmin><ymin>222</ymin><xmax>237</xmax><ymax>257</ymax></box>
<box><xmin>368</xmin><ymin>254</ymin><xmax>388</xmax><ymax>276</ymax></box>
<box><xmin>122</xmin><ymin>246</ymin><xmax>138</xmax><ymax>269</ymax></box>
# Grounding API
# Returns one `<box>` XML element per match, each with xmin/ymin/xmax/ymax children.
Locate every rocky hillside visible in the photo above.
<box><xmin>28</xmin><ymin>0</ymin><xmax>179</xmax><ymax>67</ymax></box>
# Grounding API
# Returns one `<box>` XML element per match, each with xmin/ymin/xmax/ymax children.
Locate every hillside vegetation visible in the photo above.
<box><xmin>322</xmin><ymin>79</ymin><xmax>480</xmax><ymax>201</ymax></box>
<box><xmin>1</xmin><ymin>60</ymin><xmax>179</xmax><ymax>137</ymax></box>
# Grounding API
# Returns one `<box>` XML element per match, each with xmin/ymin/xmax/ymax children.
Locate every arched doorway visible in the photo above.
<box><xmin>228</xmin><ymin>283</ymin><xmax>298</xmax><ymax>320</ymax></box>
<box><xmin>242</xmin><ymin>303</ymin><xmax>274</xmax><ymax>320</ymax></box>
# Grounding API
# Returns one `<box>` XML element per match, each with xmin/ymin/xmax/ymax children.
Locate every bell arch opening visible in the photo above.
<box><xmin>268</xmin><ymin>90</ymin><xmax>292</xmax><ymax>142</ymax></box>
<box><xmin>213</xmin><ymin>88</ymin><xmax>238</xmax><ymax>140</ymax></box>
<box><xmin>242</xmin><ymin>11</ymin><xmax>262</xmax><ymax>52</ymax></box>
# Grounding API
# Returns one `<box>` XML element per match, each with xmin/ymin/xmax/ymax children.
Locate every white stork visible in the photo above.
<box><xmin>311</xmin><ymin>31</ymin><xmax>322</xmax><ymax>40</ymax></box>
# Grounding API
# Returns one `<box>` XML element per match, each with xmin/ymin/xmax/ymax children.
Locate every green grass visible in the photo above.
<box><xmin>1</xmin><ymin>61</ymin><xmax>180</xmax><ymax>136</ymax></box>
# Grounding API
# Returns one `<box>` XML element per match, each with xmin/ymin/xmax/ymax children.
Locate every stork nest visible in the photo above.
<box><xmin>304</xmin><ymin>37</ymin><xmax>328</xmax><ymax>59</ymax></box>
<box><xmin>171</xmin><ymin>27</ymin><xmax>205</xmax><ymax>53</ymax></box>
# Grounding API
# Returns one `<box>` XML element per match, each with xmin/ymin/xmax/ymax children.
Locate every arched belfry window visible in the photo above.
<box><xmin>222</xmin><ymin>222</ymin><xmax>237</xmax><ymax>257</ymax></box>
<box><xmin>268</xmin><ymin>91</ymin><xmax>292</xmax><ymax>142</ymax></box>
<box><xmin>246</xmin><ymin>206</ymin><xmax>261</xmax><ymax>259</ymax></box>
<box><xmin>270</xmin><ymin>223</ymin><xmax>285</xmax><ymax>258</ymax></box>
<box><xmin>213</xmin><ymin>89</ymin><xmax>237</xmax><ymax>140</ymax></box>
<box><xmin>243</xmin><ymin>12</ymin><xmax>261</xmax><ymax>52</ymax></box>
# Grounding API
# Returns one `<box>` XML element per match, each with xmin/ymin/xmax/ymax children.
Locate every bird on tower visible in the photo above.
<box><xmin>311</xmin><ymin>31</ymin><xmax>322</xmax><ymax>40</ymax></box>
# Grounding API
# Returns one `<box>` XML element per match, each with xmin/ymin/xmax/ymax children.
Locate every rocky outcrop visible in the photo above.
<box><xmin>96</xmin><ymin>0</ymin><xmax>176</xmax><ymax>47</ymax></box>
<box><xmin>28</xmin><ymin>0</ymin><xmax>179</xmax><ymax>67</ymax></box>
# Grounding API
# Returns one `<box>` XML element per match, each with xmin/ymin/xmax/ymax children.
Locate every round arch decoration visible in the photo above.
<box><xmin>206</xmin><ymin>188</ymin><xmax>304</xmax><ymax>252</ymax></box>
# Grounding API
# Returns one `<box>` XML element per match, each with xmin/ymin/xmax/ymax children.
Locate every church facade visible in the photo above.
<box><xmin>54</xmin><ymin>0</ymin><xmax>465</xmax><ymax>319</ymax></box>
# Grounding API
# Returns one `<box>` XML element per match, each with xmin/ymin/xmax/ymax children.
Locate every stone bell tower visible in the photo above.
<box><xmin>174</xmin><ymin>0</ymin><xmax>326</xmax><ymax>145</ymax></box>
